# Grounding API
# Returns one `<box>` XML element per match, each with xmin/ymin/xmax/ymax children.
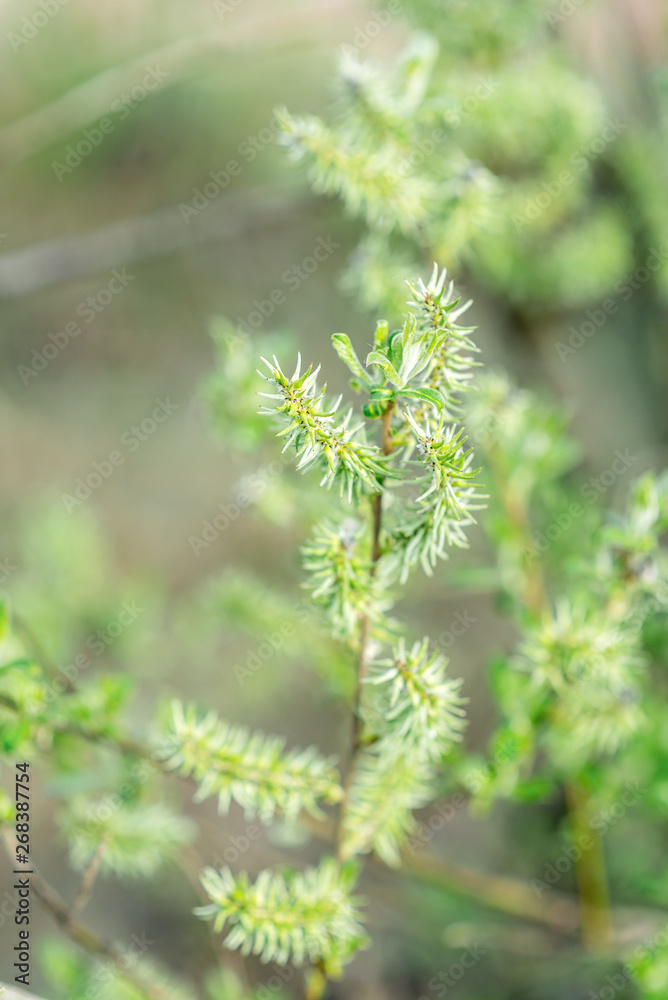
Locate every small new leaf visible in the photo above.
<box><xmin>400</xmin><ymin>387</ymin><xmax>445</xmax><ymax>410</ymax></box>
<box><xmin>332</xmin><ymin>333</ymin><xmax>370</xmax><ymax>384</ymax></box>
<box><xmin>60</xmin><ymin>799</ymin><xmax>194</xmax><ymax>879</ymax></box>
<box><xmin>365</xmin><ymin>350</ymin><xmax>401</xmax><ymax>385</ymax></box>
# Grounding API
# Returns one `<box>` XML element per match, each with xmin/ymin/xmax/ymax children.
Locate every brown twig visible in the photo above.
<box><xmin>0</xmin><ymin>832</ymin><xmax>178</xmax><ymax>1000</ymax></box>
<box><xmin>71</xmin><ymin>832</ymin><xmax>111</xmax><ymax>917</ymax></box>
<box><xmin>0</xmin><ymin>684</ymin><xmax>658</xmax><ymax>963</ymax></box>
<box><xmin>482</xmin><ymin>438</ymin><xmax>615</xmax><ymax>951</ymax></box>
<box><xmin>565</xmin><ymin>780</ymin><xmax>613</xmax><ymax>952</ymax></box>
<box><xmin>337</xmin><ymin>401</ymin><xmax>396</xmax><ymax>858</ymax></box>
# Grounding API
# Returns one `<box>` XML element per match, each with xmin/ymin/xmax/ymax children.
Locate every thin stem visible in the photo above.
<box><xmin>483</xmin><ymin>439</ymin><xmax>613</xmax><ymax>951</ymax></box>
<box><xmin>0</xmin><ymin>832</ymin><xmax>180</xmax><ymax>1000</ymax></box>
<box><xmin>403</xmin><ymin>850</ymin><xmax>579</xmax><ymax>937</ymax></box>
<box><xmin>302</xmin><ymin>960</ymin><xmax>328</xmax><ymax>1000</ymax></box>
<box><xmin>71</xmin><ymin>832</ymin><xmax>110</xmax><ymax>917</ymax></box>
<box><xmin>337</xmin><ymin>401</ymin><xmax>395</xmax><ymax>858</ymax></box>
<box><xmin>0</xmin><ymin>691</ymin><xmax>653</xmax><ymax>952</ymax></box>
<box><xmin>300</xmin><ymin>809</ymin><xmax>664</xmax><ymax>948</ymax></box>
<box><xmin>354</xmin><ymin>400</ymin><xmax>396</xmax><ymax>729</ymax></box>
<box><xmin>12</xmin><ymin>612</ymin><xmax>73</xmax><ymax>690</ymax></box>
<box><xmin>380</xmin><ymin>401</ymin><xmax>395</xmax><ymax>457</ymax></box>
<box><xmin>565</xmin><ymin>780</ymin><xmax>613</xmax><ymax>952</ymax></box>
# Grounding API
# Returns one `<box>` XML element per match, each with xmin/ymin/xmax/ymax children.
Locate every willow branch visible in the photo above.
<box><xmin>71</xmin><ymin>832</ymin><xmax>110</xmax><ymax>917</ymax></box>
<box><xmin>0</xmin><ymin>832</ymin><xmax>182</xmax><ymax>1000</ymax></box>
<box><xmin>565</xmin><ymin>779</ymin><xmax>613</xmax><ymax>952</ymax></box>
<box><xmin>337</xmin><ymin>400</ymin><xmax>395</xmax><ymax>858</ymax></box>
<box><xmin>483</xmin><ymin>439</ymin><xmax>613</xmax><ymax>951</ymax></box>
<box><xmin>0</xmin><ymin>691</ymin><xmax>655</xmax><ymax>951</ymax></box>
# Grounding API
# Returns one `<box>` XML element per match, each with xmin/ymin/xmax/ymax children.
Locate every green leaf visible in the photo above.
<box><xmin>364</xmin><ymin>386</ymin><xmax>396</xmax><ymax>419</ymax></box>
<box><xmin>374</xmin><ymin>320</ymin><xmax>389</xmax><ymax>348</ymax></box>
<box><xmin>387</xmin><ymin>328</ymin><xmax>403</xmax><ymax>372</ymax></box>
<box><xmin>365</xmin><ymin>350</ymin><xmax>401</xmax><ymax>385</ymax></box>
<box><xmin>401</xmin><ymin>311</ymin><xmax>417</xmax><ymax>350</ymax></box>
<box><xmin>363</xmin><ymin>401</ymin><xmax>386</xmax><ymax>419</ymax></box>
<box><xmin>400</xmin><ymin>387</ymin><xmax>445</xmax><ymax>410</ymax></box>
<box><xmin>512</xmin><ymin>778</ymin><xmax>555</xmax><ymax>802</ymax></box>
<box><xmin>369</xmin><ymin>386</ymin><xmax>395</xmax><ymax>401</ymax></box>
<box><xmin>0</xmin><ymin>657</ymin><xmax>34</xmax><ymax>676</ymax></box>
<box><xmin>332</xmin><ymin>334</ymin><xmax>369</xmax><ymax>383</ymax></box>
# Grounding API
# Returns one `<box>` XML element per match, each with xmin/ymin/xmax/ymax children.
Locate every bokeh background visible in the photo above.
<box><xmin>1</xmin><ymin>0</ymin><xmax>667</xmax><ymax>997</ymax></box>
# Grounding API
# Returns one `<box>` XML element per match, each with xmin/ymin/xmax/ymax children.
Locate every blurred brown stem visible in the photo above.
<box><xmin>0</xmin><ymin>0</ymin><xmax>358</xmax><ymax>168</ymax></box>
<box><xmin>0</xmin><ymin>831</ymin><xmax>180</xmax><ymax>1000</ymax></box>
<box><xmin>0</xmin><ymin>658</ymin><xmax>617</xmax><ymax>956</ymax></box>
<box><xmin>338</xmin><ymin>401</ymin><xmax>395</xmax><ymax>858</ymax></box>
<box><xmin>483</xmin><ymin>430</ymin><xmax>615</xmax><ymax>950</ymax></box>
<box><xmin>71</xmin><ymin>832</ymin><xmax>110</xmax><ymax>917</ymax></box>
<box><xmin>566</xmin><ymin>780</ymin><xmax>613</xmax><ymax>952</ymax></box>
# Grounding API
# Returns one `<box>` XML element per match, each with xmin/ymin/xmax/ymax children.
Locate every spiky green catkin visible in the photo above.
<box><xmin>196</xmin><ymin>859</ymin><xmax>368</xmax><ymax>973</ymax></box>
<box><xmin>339</xmin><ymin>746</ymin><xmax>435</xmax><ymax>866</ymax></box>
<box><xmin>160</xmin><ymin>702</ymin><xmax>342</xmax><ymax>822</ymax></box>
<box><xmin>258</xmin><ymin>353</ymin><xmax>390</xmax><ymax>503</ymax></box>
<box><xmin>60</xmin><ymin>799</ymin><xmax>195</xmax><ymax>879</ymax></box>
<box><xmin>302</xmin><ymin>519</ymin><xmax>397</xmax><ymax>643</ymax></box>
